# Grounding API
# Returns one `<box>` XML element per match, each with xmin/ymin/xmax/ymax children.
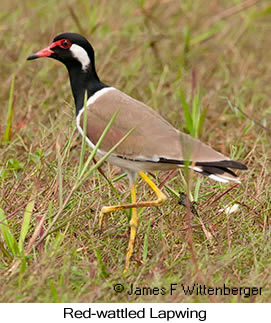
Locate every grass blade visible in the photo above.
<box><xmin>198</xmin><ymin>105</ymin><xmax>209</xmax><ymax>136</ymax></box>
<box><xmin>179</xmin><ymin>87</ymin><xmax>193</xmax><ymax>134</ymax></box>
<box><xmin>78</xmin><ymin>91</ymin><xmax>88</xmax><ymax>176</ymax></box>
<box><xmin>77</xmin><ymin>126</ymin><xmax>135</xmax><ymax>189</ymax></box>
<box><xmin>3</xmin><ymin>75</ymin><xmax>15</xmax><ymax>143</ymax></box>
<box><xmin>192</xmin><ymin>90</ymin><xmax>201</xmax><ymax>138</ymax></box>
<box><xmin>77</xmin><ymin>108</ymin><xmax>121</xmax><ymax>182</ymax></box>
<box><xmin>190</xmin><ymin>22</ymin><xmax>223</xmax><ymax>45</ymax></box>
<box><xmin>56</xmin><ymin>139</ymin><xmax>63</xmax><ymax>208</ymax></box>
<box><xmin>0</xmin><ymin>208</ymin><xmax>18</xmax><ymax>256</ymax></box>
<box><xmin>95</xmin><ymin>248</ymin><xmax>109</xmax><ymax>278</ymax></box>
<box><xmin>18</xmin><ymin>198</ymin><xmax>35</xmax><ymax>253</ymax></box>
<box><xmin>143</xmin><ymin>219</ymin><xmax>152</xmax><ymax>263</ymax></box>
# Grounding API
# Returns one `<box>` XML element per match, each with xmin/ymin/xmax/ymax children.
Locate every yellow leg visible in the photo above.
<box><xmin>138</xmin><ymin>171</ymin><xmax>167</xmax><ymax>205</ymax></box>
<box><xmin>123</xmin><ymin>182</ymin><xmax>137</xmax><ymax>273</ymax></box>
<box><xmin>98</xmin><ymin>171</ymin><xmax>167</xmax><ymax>272</ymax></box>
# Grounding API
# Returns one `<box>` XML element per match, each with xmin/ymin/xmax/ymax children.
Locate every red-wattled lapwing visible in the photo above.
<box><xmin>27</xmin><ymin>33</ymin><xmax>247</xmax><ymax>272</ymax></box>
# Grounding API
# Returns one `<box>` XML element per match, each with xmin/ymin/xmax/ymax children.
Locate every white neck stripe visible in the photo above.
<box><xmin>86</xmin><ymin>87</ymin><xmax>115</xmax><ymax>105</ymax></box>
<box><xmin>70</xmin><ymin>44</ymin><xmax>90</xmax><ymax>71</ymax></box>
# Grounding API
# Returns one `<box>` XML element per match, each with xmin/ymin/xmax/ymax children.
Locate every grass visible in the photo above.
<box><xmin>0</xmin><ymin>0</ymin><xmax>270</xmax><ymax>302</ymax></box>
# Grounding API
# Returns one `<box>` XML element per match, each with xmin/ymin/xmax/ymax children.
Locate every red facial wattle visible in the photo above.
<box><xmin>27</xmin><ymin>39</ymin><xmax>72</xmax><ymax>60</ymax></box>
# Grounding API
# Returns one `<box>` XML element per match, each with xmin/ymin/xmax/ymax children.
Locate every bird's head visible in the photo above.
<box><xmin>27</xmin><ymin>32</ymin><xmax>95</xmax><ymax>72</ymax></box>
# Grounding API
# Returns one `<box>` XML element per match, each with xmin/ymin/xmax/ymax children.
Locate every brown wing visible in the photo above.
<box><xmin>80</xmin><ymin>88</ymin><xmax>229</xmax><ymax>163</ymax></box>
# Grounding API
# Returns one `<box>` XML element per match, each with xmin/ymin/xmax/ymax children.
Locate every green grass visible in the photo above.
<box><xmin>0</xmin><ymin>0</ymin><xmax>271</xmax><ymax>302</ymax></box>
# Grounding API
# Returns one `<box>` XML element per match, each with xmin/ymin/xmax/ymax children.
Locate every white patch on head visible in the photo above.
<box><xmin>70</xmin><ymin>44</ymin><xmax>90</xmax><ymax>71</ymax></box>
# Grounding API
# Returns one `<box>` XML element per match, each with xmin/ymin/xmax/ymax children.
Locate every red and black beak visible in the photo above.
<box><xmin>27</xmin><ymin>46</ymin><xmax>54</xmax><ymax>60</ymax></box>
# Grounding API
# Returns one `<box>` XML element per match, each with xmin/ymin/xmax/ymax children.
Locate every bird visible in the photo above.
<box><xmin>27</xmin><ymin>32</ymin><xmax>247</xmax><ymax>272</ymax></box>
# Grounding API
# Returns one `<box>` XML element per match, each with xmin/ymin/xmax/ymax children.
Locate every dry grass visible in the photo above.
<box><xmin>0</xmin><ymin>0</ymin><xmax>270</xmax><ymax>302</ymax></box>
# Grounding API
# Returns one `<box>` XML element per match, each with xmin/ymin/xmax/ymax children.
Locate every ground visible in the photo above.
<box><xmin>0</xmin><ymin>0</ymin><xmax>270</xmax><ymax>302</ymax></box>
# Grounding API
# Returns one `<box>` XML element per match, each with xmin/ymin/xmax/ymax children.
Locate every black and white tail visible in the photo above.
<box><xmin>190</xmin><ymin>160</ymin><xmax>247</xmax><ymax>183</ymax></box>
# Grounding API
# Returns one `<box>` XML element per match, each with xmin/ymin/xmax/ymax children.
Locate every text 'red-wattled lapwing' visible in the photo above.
<box><xmin>27</xmin><ymin>33</ymin><xmax>247</xmax><ymax>272</ymax></box>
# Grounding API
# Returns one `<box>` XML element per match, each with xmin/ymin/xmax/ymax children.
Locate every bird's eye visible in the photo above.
<box><xmin>60</xmin><ymin>39</ymin><xmax>71</xmax><ymax>49</ymax></box>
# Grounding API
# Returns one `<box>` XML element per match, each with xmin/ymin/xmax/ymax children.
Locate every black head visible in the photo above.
<box><xmin>27</xmin><ymin>32</ymin><xmax>108</xmax><ymax>114</ymax></box>
<box><xmin>27</xmin><ymin>32</ymin><xmax>95</xmax><ymax>73</ymax></box>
